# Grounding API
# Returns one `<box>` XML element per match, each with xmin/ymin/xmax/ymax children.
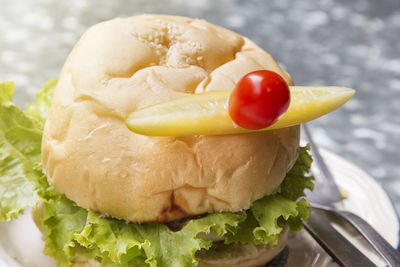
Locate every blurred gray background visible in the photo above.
<box><xmin>1</xmin><ymin>0</ymin><xmax>400</xmax><ymax>213</ymax></box>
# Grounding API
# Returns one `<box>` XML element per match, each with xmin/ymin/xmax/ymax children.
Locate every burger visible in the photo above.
<box><xmin>0</xmin><ymin>14</ymin><xmax>315</xmax><ymax>266</ymax></box>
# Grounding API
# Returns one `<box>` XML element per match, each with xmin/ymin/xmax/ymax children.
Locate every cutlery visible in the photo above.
<box><xmin>303</xmin><ymin>124</ymin><xmax>400</xmax><ymax>267</ymax></box>
<box><xmin>304</xmin><ymin>211</ymin><xmax>376</xmax><ymax>267</ymax></box>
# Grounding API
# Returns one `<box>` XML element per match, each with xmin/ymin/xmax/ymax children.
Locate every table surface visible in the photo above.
<box><xmin>1</xmin><ymin>0</ymin><xmax>399</xmax><ymax>216</ymax></box>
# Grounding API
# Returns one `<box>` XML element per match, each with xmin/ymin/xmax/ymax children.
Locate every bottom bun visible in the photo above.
<box><xmin>197</xmin><ymin>227</ymin><xmax>289</xmax><ymax>267</ymax></box>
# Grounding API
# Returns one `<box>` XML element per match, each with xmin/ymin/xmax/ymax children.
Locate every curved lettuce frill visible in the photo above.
<box><xmin>0</xmin><ymin>81</ymin><xmax>313</xmax><ymax>267</ymax></box>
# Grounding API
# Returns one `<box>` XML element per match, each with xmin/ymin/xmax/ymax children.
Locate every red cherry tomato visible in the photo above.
<box><xmin>228</xmin><ymin>70</ymin><xmax>290</xmax><ymax>130</ymax></box>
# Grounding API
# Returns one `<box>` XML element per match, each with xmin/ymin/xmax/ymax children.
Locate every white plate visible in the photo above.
<box><xmin>0</xmin><ymin>149</ymin><xmax>398</xmax><ymax>267</ymax></box>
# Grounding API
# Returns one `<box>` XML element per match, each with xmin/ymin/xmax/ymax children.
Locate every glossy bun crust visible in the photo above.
<box><xmin>41</xmin><ymin>14</ymin><xmax>300</xmax><ymax>223</ymax></box>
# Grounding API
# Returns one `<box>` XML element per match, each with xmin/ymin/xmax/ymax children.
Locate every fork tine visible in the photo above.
<box><xmin>302</xmin><ymin>124</ymin><xmax>338</xmax><ymax>186</ymax></box>
<box><xmin>301</xmin><ymin>124</ymin><xmax>343</xmax><ymax>204</ymax></box>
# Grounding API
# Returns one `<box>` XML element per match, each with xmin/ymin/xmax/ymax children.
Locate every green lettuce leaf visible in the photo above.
<box><xmin>251</xmin><ymin>194</ymin><xmax>299</xmax><ymax>244</ymax></box>
<box><xmin>0</xmin><ymin>82</ymin><xmax>42</xmax><ymax>220</ymax></box>
<box><xmin>279</xmin><ymin>146</ymin><xmax>313</xmax><ymax>232</ymax></box>
<box><xmin>286</xmin><ymin>198</ymin><xmax>311</xmax><ymax>232</ymax></box>
<box><xmin>41</xmin><ymin>194</ymin><xmax>88</xmax><ymax>267</ymax></box>
<box><xmin>0</xmin><ymin>81</ymin><xmax>314</xmax><ymax>267</ymax></box>
<box><xmin>280</xmin><ymin>145</ymin><xmax>314</xmax><ymax>201</ymax></box>
<box><xmin>71</xmin><ymin>211</ymin><xmax>246</xmax><ymax>267</ymax></box>
<box><xmin>25</xmin><ymin>79</ymin><xmax>56</xmax><ymax>125</ymax></box>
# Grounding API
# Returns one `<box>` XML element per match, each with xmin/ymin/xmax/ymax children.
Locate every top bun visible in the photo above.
<box><xmin>41</xmin><ymin>14</ymin><xmax>300</xmax><ymax>223</ymax></box>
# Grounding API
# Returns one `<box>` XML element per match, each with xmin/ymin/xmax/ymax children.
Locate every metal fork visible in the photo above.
<box><xmin>303</xmin><ymin>124</ymin><xmax>400</xmax><ymax>267</ymax></box>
